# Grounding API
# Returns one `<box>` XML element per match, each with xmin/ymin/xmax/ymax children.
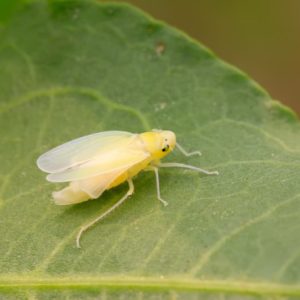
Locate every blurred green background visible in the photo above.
<box><xmin>102</xmin><ymin>0</ymin><xmax>300</xmax><ymax>115</ymax></box>
<box><xmin>1</xmin><ymin>0</ymin><xmax>299</xmax><ymax>115</ymax></box>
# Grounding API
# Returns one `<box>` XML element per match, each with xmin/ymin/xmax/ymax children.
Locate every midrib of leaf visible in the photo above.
<box><xmin>0</xmin><ymin>277</ymin><xmax>300</xmax><ymax>297</ymax></box>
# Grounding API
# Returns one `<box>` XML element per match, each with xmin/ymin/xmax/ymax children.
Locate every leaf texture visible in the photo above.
<box><xmin>0</xmin><ymin>1</ymin><xmax>300</xmax><ymax>299</ymax></box>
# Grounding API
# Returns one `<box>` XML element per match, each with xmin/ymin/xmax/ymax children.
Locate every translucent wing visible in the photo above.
<box><xmin>37</xmin><ymin>130</ymin><xmax>150</xmax><ymax>183</ymax></box>
<box><xmin>46</xmin><ymin>136</ymin><xmax>150</xmax><ymax>182</ymax></box>
<box><xmin>77</xmin><ymin>168</ymin><xmax>128</xmax><ymax>199</ymax></box>
<box><xmin>37</xmin><ymin>131</ymin><xmax>134</xmax><ymax>173</ymax></box>
<box><xmin>53</xmin><ymin>167</ymin><xmax>128</xmax><ymax>205</ymax></box>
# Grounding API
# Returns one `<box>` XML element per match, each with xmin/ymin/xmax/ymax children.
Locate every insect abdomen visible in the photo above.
<box><xmin>108</xmin><ymin>158</ymin><xmax>151</xmax><ymax>190</ymax></box>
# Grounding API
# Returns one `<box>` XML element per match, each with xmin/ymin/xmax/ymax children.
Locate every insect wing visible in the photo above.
<box><xmin>46</xmin><ymin>137</ymin><xmax>149</xmax><ymax>182</ymax></box>
<box><xmin>77</xmin><ymin>168</ymin><xmax>127</xmax><ymax>199</ymax></box>
<box><xmin>37</xmin><ymin>131</ymin><xmax>134</xmax><ymax>173</ymax></box>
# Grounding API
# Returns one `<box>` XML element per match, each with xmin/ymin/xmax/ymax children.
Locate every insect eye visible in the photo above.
<box><xmin>162</xmin><ymin>144</ymin><xmax>169</xmax><ymax>152</ymax></box>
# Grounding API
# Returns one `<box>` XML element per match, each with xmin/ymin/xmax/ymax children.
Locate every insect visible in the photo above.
<box><xmin>37</xmin><ymin>130</ymin><xmax>218</xmax><ymax>248</ymax></box>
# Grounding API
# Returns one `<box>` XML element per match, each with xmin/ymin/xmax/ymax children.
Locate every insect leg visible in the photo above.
<box><xmin>76</xmin><ymin>178</ymin><xmax>134</xmax><ymax>248</ymax></box>
<box><xmin>157</xmin><ymin>162</ymin><xmax>219</xmax><ymax>175</ymax></box>
<box><xmin>176</xmin><ymin>142</ymin><xmax>202</xmax><ymax>157</ymax></box>
<box><xmin>146</xmin><ymin>166</ymin><xmax>168</xmax><ymax>206</ymax></box>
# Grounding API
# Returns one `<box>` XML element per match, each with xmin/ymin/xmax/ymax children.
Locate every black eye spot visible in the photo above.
<box><xmin>162</xmin><ymin>144</ymin><xmax>169</xmax><ymax>152</ymax></box>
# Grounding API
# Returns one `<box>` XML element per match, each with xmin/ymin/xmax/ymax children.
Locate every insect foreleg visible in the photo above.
<box><xmin>176</xmin><ymin>142</ymin><xmax>202</xmax><ymax>157</ymax></box>
<box><xmin>76</xmin><ymin>178</ymin><xmax>134</xmax><ymax>248</ymax></box>
<box><xmin>157</xmin><ymin>162</ymin><xmax>219</xmax><ymax>175</ymax></box>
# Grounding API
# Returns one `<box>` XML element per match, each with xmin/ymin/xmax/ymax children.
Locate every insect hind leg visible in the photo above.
<box><xmin>76</xmin><ymin>178</ymin><xmax>134</xmax><ymax>248</ymax></box>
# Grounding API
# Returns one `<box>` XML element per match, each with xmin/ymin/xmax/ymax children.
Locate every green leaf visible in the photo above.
<box><xmin>1</xmin><ymin>1</ymin><xmax>300</xmax><ymax>299</ymax></box>
<box><xmin>0</xmin><ymin>0</ymin><xmax>30</xmax><ymax>24</ymax></box>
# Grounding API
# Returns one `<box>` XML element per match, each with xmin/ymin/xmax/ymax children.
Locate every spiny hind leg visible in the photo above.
<box><xmin>145</xmin><ymin>166</ymin><xmax>168</xmax><ymax>206</ymax></box>
<box><xmin>76</xmin><ymin>178</ymin><xmax>134</xmax><ymax>248</ymax></box>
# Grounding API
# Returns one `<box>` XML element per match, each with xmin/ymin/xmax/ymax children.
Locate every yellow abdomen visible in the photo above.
<box><xmin>108</xmin><ymin>157</ymin><xmax>152</xmax><ymax>189</ymax></box>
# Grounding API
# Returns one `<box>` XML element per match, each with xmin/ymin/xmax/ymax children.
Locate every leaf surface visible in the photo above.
<box><xmin>0</xmin><ymin>1</ymin><xmax>300</xmax><ymax>299</ymax></box>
